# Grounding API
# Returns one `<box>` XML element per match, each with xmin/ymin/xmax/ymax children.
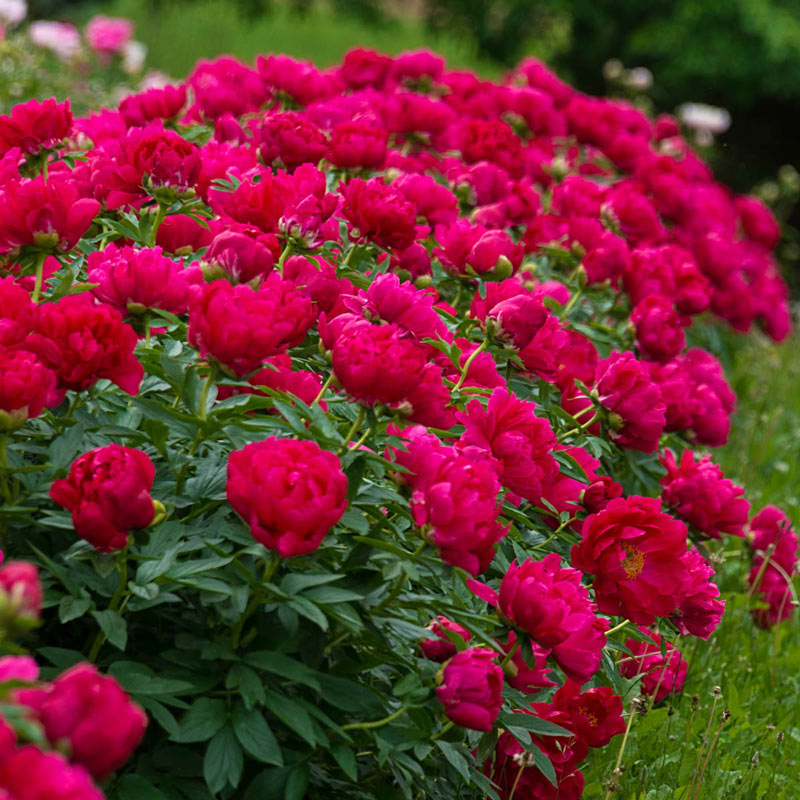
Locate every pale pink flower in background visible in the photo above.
<box><xmin>0</xmin><ymin>0</ymin><xmax>26</xmax><ymax>27</ymax></box>
<box><xmin>28</xmin><ymin>21</ymin><xmax>81</xmax><ymax>60</ymax></box>
<box><xmin>85</xmin><ymin>15</ymin><xmax>133</xmax><ymax>55</ymax></box>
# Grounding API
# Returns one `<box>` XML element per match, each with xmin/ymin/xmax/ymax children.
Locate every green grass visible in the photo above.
<box><xmin>579</xmin><ymin>332</ymin><xmax>800</xmax><ymax>799</ymax></box>
<box><xmin>75</xmin><ymin>0</ymin><xmax>504</xmax><ymax>80</ymax></box>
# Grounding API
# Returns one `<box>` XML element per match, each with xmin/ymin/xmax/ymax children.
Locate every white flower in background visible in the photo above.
<box><xmin>140</xmin><ymin>70</ymin><xmax>173</xmax><ymax>90</ymax></box>
<box><xmin>29</xmin><ymin>21</ymin><xmax>82</xmax><ymax>60</ymax></box>
<box><xmin>625</xmin><ymin>67</ymin><xmax>653</xmax><ymax>91</ymax></box>
<box><xmin>0</xmin><ymin>0</ymin><xmax>26</xmax><ymax>26</ymax></box>
<box><xmin>122</xmin><ymin>40</ymin><xmax>147</xmax><ymax>74</ymax></box>
<box><xmin>677</xmin><ymin>103</ymin><xmax>731</xmax><ymax>134</ymax></box>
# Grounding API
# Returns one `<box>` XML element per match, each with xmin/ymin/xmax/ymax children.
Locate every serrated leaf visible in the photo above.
<box><xmin>232</xmin><ymin>703</ymin><xmax>283</xmax><ymax>766</ymax></box>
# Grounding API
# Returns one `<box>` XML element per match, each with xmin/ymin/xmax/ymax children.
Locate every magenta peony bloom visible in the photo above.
<box><xmin>619</xmin><ymin>629</ymin><xmax>688</xmax><ymax>702</ymax></box>
<box><xmin>497</xmin><ymin>553</ymin><xmax>608</xmax><ymax>682</ymax></box>
<box><xmin>631</xmin><ymin>294</ymin><xmax>686</xmax><ymax>362</ymax></box>
<box><xmin>188</xmin><ymin>275</ymin><xmax>314</xmax><ymax>377</ymax></box>
<box><xmin>88</xmin><ymin>243</ymin><xmax>202</xmax><ymax>316</ymax></box>
<box><xmin>50</xmin><ymin>445</ymin><xmax>156</xmax><ymax>552</ymax></box>
<box><xmin>595</xmin><ymin>351</ymin><xmax>665</xmax><ymax>453</ymax></box>
<box><xmin>572</xmin><ymin>496</ymin><xmax>690</xmax><ymax>625</ymax></box>
<box><xmin>227</xmin><ymin>437</ymin><xmax>348</xmax><ymax>557</ymax></box>
<box><xmin>31</xmin><ymin>295</ymin><xmax>143</xmax><ymax>396</ymax></box>
<box><xmin>457</xmin><ymin>387</ymin><xmax>558</xmax><ymax>502</ymax></box>
<box><xmin>659</xmin><ymin>449</ymin><xmax>749</xmax><ymax>538</ymax></box>
<box><xmin>35</xmin><ymin>663</ymin><xmax>147</xmax><ymax>780</ymax></box>
<box><xmin>435</xmin><ymin>647</ymin><xmax>503</xmax><ymax>732</ymax></box>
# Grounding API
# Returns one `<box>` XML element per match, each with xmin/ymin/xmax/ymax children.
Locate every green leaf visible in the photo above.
<box><xmin>108</xmin><ymin>662</ymin><xmax>194</xmax><ymax>696</ymax></box>
<box><xmin>232</xmin><ymin>703</ymin><xmax>283</xmax><ymax>766</ymax></box>
<box><xmin>498</xmin><ymin>711</ymin><xmax>570</xmax><ymax>737</ymax></box>
<box><xmin>92</xmin><ymin>609</ymin><xmax>127</xmax><ymax>651</ymax></box>
<box><xmin>303</xmin><ymin>585</ymin><xmax>365</xmax><ymax>604</ymax></box>
<box><xmin>287</xmin><ymin>596</ymin><xmax>329</xmax><ymax>630</ymax></box>
<box><xmin>48</xmin><ymin>423</ymin><xmax>85</xmax><ymax>469</ymax></box>
<box><xmin>331</xmin><ymin>744</ymin><xmax>358</xmax><ymax>781</ymax></box>
<box><xmin>204</xmin><ymin>724</ymin><xmax>243</xmax><ymax>794</ymax></box>
<box><xmin>173</xmin><ymin>698</ymin><xmax>228</xmax><ymax>743</ymax></box>
<box><xmin>58</xmin><ymin>596</ymin><xmax>90</xmax><ymax>623</ymax></box>
<box><xmin>530</xmin><ymin>745</ymin><xmax>557</xmax><ymax>788</ymax></box>
<box><xmin>264</xmin><ymin>689</ymin><xmax>317</xmax><ymax>747</ymax></box>
<box><xmin>435</xmin><ymin>740</ymin><xmax>471</xmax><ymax>782</ymax></box>
<box><xmin>284</xmin><ymin>763</ymin><xmax>310</xmax><ymax>800</ymax></box>
<box><xmin>280</xmin><ymin>572</ymin><xmax>342</xmax><ymax>595</ymax></box>
<box><xmin>226</xmin><ymin>663</ymin><xmax>266</xmax><ymax>709</ymax></box>
<box><xmin>116</xmin><ymin>774</ymin><xmax>170</xmax><ymax>800</ymax></box>
<box><xmin>243</xmin><ymin>651</ymin><xmax>321</xmax><ymax>691</ymax></box>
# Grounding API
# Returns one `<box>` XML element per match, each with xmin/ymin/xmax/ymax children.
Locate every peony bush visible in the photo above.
<box><xmin>0</xmin><ymin>38</ymin><xmax>796</xmax><ymax>800</ymax></box>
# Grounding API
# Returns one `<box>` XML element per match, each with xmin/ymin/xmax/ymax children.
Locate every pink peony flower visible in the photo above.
<box><xmin>619</xmin><ymin>629</ymin><xmax>688</xmax><ymax>702</ymax></box>
<box><xmin>497</xmin><ymin>553</ymin><xmax>608</xmax><ymax>682</ymax></box>
<box><xmin>227</xmin><ymin>437</ymin><xmax>348</xmax><ymax>557</ymax></box>
<box><xmin>659</xmin><ymin>449</ymin><xmax>749</xmax><ymax>538</ymax></box>
<box><xmin>50</xmin><ymin>445</ymin><xmax>156</xmax><ymax>552</ymax></box>
<box><xmin>572</xmin><ymin>496</ymin><xmax>690</xmax><ymax>625</ymax></box>
<box><xmin>435</xmin><ymin>647</ymin><xmax>503</xmax><ymax>732</ymax></box>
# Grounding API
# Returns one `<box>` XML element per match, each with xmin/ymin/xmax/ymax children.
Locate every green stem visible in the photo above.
<box><xmin>231</xmin><ymin>553</ymin><xmax>280</xmax><ymax>648</ymax></box>
<box><xmin>340</xmin><ymin>705</ymin><xmax>407</xmax><ymax>732</ymax></box>
<box><xmin>498</xmin><ymin>637</ymin><xmax>521</xmax><ymax>670</ymax></box>
<box><xmin>341</xmin><ymin>246</ymin><xmax>358</xmax><ymax>270</ymax></box>
<box><xmin>87</xmin><ymin>552</ymin><xmax>129</xmax><ymax>662</ymax></box>
<box><xmin>147</xmin><ymin>203</ymin><xmax>168</xmax><ymax>248</ymax></box>
<box><xmin>0</xmin><ymin>436</ymin><xmax>11</xmax><ymax>506</ymax></box>
<box><xmin>430</xmin><ymin>720</ymin><xmax>454</xmax><ymax>741</ymax></box>
<box><xmin>560</xmin><ymin>286</ymin><xmax>583</xmax><ymax>319</ymax></box>
<box><xmin>339</xmin><ymin>408</ymin><xmax>366</xmax><ymax>453</ymax></box>
<box><xmin>605</xmin><ymin>619</ymin><xmax>631</xmax><ymax>637</ymax></box>
<box><xmin>452</xmin><ymin>339</ymin><xmax>488</xmax><ymax>394</ymax></box>
<box><xmin>31</xmin><ymin>251</ymin><xmax>47</xmax><ymax>304</ymax></box>
<box><xmin>276</xmin><ymin>241</ymin><xmax>293</xmax><ymax>275</ymax></box>
<box><xmin>312</xmin><ymin>373</ymin><xmax>334</xmax><ymax>406</ymax></box>
<box><xmin>198</xmin><ymin>367</ymin><xmax>217</xmax><ymax>422</ymax></box>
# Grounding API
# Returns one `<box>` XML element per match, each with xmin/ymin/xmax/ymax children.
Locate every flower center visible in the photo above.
<box><xmin>621</xmin><ymin>543</ymin><xmax>644</xmax><ymax>579</ymax></box>
<box><xmin>579</xmin><ymin>705</ymin><xmax>599</xmax><ymax>726</ymax></box>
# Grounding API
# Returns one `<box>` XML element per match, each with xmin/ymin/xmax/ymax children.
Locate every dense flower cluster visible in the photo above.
<box><xmin>0</xmin><ymin>37</ymin><xmax>794</xmax><ymax>800</ymax></box>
